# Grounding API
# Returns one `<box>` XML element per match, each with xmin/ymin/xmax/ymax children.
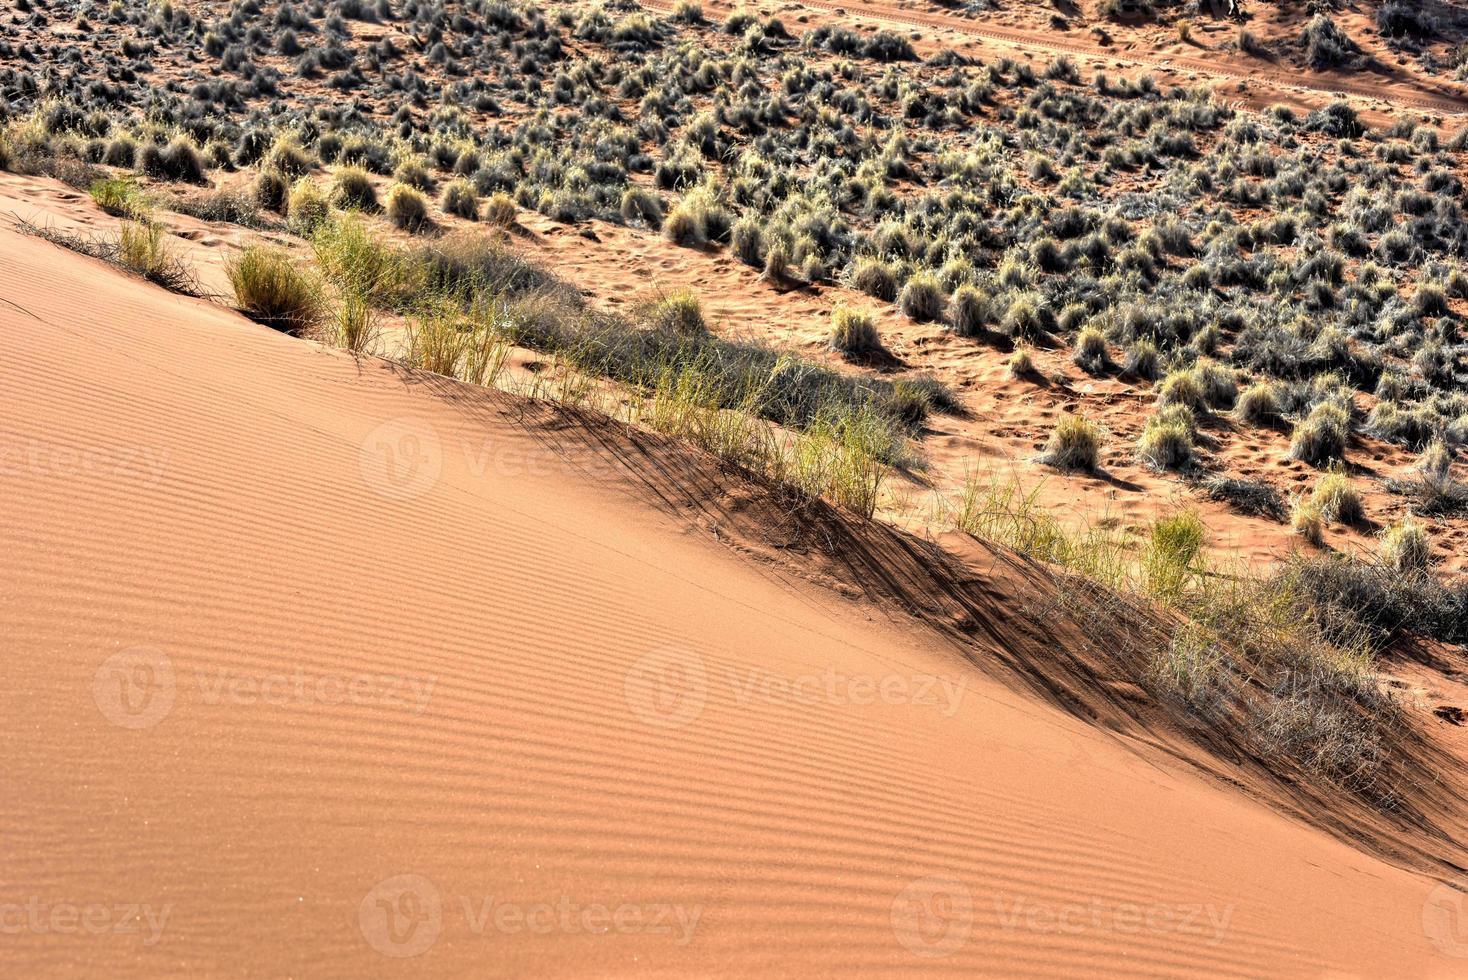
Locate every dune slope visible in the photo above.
<box><xmin>0</xmin><ymin>226</ymin><xmax>1462</xmax><ymax>977</ymax></box>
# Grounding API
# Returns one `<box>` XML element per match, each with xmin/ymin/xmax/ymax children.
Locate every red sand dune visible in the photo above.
<box><xmin>2</xmin><ymin>225</ymin><xmax>1466</xmax><ymax>976</ymax></box>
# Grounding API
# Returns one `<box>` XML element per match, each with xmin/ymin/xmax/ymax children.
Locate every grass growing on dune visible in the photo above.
<box><xmin>939</xmin><ymin>470</ymin><xmax>1402</xmax><ymax>799</ymax></box>
<box><xmin>226</xmin><ymin>244</ymin><xmax>326</xmax><ymax>334</ymax></box>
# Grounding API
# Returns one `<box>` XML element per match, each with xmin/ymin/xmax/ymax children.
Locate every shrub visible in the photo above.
<box><xmin>620</xmin><ymin>187</ymin><xmax>662</xmax><ymax>229</ymax></box>
<box><xmin>1194</xmin><ymin>362</ymin><xmax>1238</xmax><ymax>409</ymax></box>
<box><xmin>90</xmin><ymin>177</ymin><xmax>141</xmax><ymax>217</ymax></box>
<box><xmin>254</xmin><ymin>170</ymin><xmax>288</xmax><ymax>211</ymax></box>
<box><xmin>897</xmin><ymin>271</ymin><xmax>946</xmax><ymax>321</ymax></box>
<box><xmin>1201</xmin><ymin>476</ymin><xmax>1287</xmax><ymax>522</ymax></box>
<box><xmin>1292</xmin><ymin>496</ymin><xmax>1325</xmax><ymax>546</ymax></box>
<box><xmin>266</xmin><ymin>137</ymin><xmax>314</xmax><ymax>178</ymax></box>
<box><xmin>393</xmin><ymin>158</ymin><xmax>434</xmax><ymax>192</ymax></box>
<box><xmin>1073</xmin><ymin>326</ymin><xmax>1107</xmax><ymax>373</ymax></box>
<box><xmin>1157</xmin><ymin>368</ymin><xmax>1206</xmax><ymax>412</ymax></box>
<box><xmin>117</xmin><ymin>221</ymin><xmax>173</xmax><ymax>278</ymax></box>
<box><xmin>1008</xmin><ymin>345</ymin><xmax>1034</xmax><ymax>377</ymax></box>
<box><xmin>1300</xmin><ymin>14</ymin><xmax>1359</xmax><ymax>70</ymax></box>
<box><xmin>330</xmin><ymin>165</ymin><xmax>378</xmax><ymax>211</ymax></box>
<box><xmin>645</xmin><ymin>289</ymin><xmax>707</xmax><ymax>335</ymax></box>
<box><xmin>441</xmin><ymin>179</ymin><xmax>479</xmax><ymax>220</ymax></box>
<box><xmin>1138</xmin><ymin>411</ymin><xmax>1195</xmax><ymax>470</ymax></box>
<box><xmin>1290</xmin><ymin>402</ymin><xmax>1350</xmax><ymax>467</ymax></box>
<box><xmin>386</xmin><ymin>183</ymin><xmax>430</xmax><ymax>232</ymax></box>
<box><xmin>730</xmin><ymin>216</ymin><xmax>764</xmax><ymax>266</ymax></box>
<box><xmin>1124</xmin><ymin>339</ymin><xmax>1159</xmax><ymax>380</ymax></box>
<box><xmin>103</xmin><ymin>136</ymin><xmax>138</xmax><ymax>168</ymax></box>
<box><xmin>662</xmin><ymin>204</ymin><xmax>704</xmax><ymax>246</ymax></box>
<box><xmin>762</xmin><ymin>242</ymin><xmax>791</xmax><ymax>283</ymax></box>
<box><xmin>1419</xmin><ymin>439</ymin><xmax>1454</xmax><ymax>478</ymax></box>
<box><xmin>1039</xmin><ymin>414</ymin><xmax>1102</xmax><ymax>471</ymax></box>
<box><xmin>999</xmin><ymin>291</ymin><xmax>1052</xmax><ymax>339</ymax></box>
<box><xmin>1312</xmin><ymin>464</ymin><xmax>1364</xmax><ymax>524</ymax></box>
<box><xmin>140</xmin><ymin>136</ymin><xmax>207</xmax><ymax>184</ymax></box>
<box><xmin>947</xmin><ymin>285</ymin><xmax>988</xmax><ymax>337</ymax></box>
<box><xmin>286</xmin><ymin>179</ymin><xmax>329</xmax><ymax>234</ymax></box>
<box><xmin>484</xmin><ymin>192</ymin><xmax>517</xmax><ymax>227</ymax></box>
<box><xmin>849</xmin><ymin>256</ymin><xmax>898</xmax><ymax>301</ymax></box>
<box><xmin>1236</xmin><ymin>382</ymin><xmax>1281</xmax><ymax>425</ymax></box>
<box><xmin>1379</xmin><ymin>518</ymin><xmax>1430</xmax><ymax>573</ymax></box>
<box><xmin>830</xmin><ymin>304</ymin><xmax>882</xmax><ymax>356</ymax></box>
<box><xmin>226</xmin><ymin>245</ymin><xmax>326</xmax><ymax>334</ymax></box>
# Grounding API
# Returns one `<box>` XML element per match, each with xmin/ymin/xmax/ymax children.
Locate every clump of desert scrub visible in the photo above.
<box><xmin>394</xmin><ymin>158</ymin><xmax>434</xmax><ymax>192</ymax></box>
<box><xmin>1290</xmin><ymin>401</ymin><xmax>1350</xmax><ymax>467</ymax></box>
<box><xmin>829</xmin><ymin>304</ymin><xmax>882</xmax><ymax>356</ymax></box>
<box><xmin>1008</xmin><ymin>345</ymin><xmax>1034</xmax><ymax>377</ymax></box>
<box><xmin>1311</xmin><ymin>464</ymin><xmax>1364</xmax><ymax>524</ymax></box>
<box><xmin>1039</xmin><ymin>414</ymin><xmax>1102</xmax><ymax>471</ymax></box>
<box><xmin>620</xmin><ymin>187</ymin><xmax>662</xmax><ymax>229</ymax></box>
<box><xmin>1138</xmin><ymin>406</ymin><xmax>1196</xmax><ymax>471</ymax></box>
<box><xmin>645</xmin><ymin>289</ymin><xmax>706</xmax><ymax>335</ymax></box>
<box><xmin>947</xmin><ymin>284</ymin><xmax>987</xmax><ymax>337</ymax></box>
<box><xmin>139</xmin><ymin>136</ymin><xmax>207</xmax><ymax>184</ymax></box>
<box><xmin>897</xmin><ymin>271</ymin><xmax>945</xmax><ymax>322</ymax></box>
<box><xmin>254</xmin><ymin>171</ymin><xmax>288</xmax><ymax>212</ymax></box>
<box><xmin>266</xmin><ymin>137</ymin><xmax>314</xmax><ymax>178</ymax></box>
<box><xmin>287</xmin><ymin>179</ymin><xmax>329</xmax><ymax>234</ymax></box>
<box><xmin>386</xmin><ymin>183</ymin><xmax>430</xmax><ymax>232</ymax></box>
<box><xmin>1073</xmin><ymin>326</ymin><xmax>1108</xmax><ymax>374</ymax></box>
<box><xmin>1124</xmin><ymin>339</ymin><xmax>1160</xmax><ymax>380</ymax></box>
<box><xmin>662</xmin><ymin>203</ymin><xmax>704</xmax><ymax>246</ymax></box>
<box><xmin>1157</xmin><ymin>367</ymin><xmax>1207</xmax><ymax>412</ymax></box>
<box><xmin>330</xmin><ymin>165</ymin><xmax>378</xmax><ymax>211</ymax></box>
<box><xmin>484</xmin><ymin>192</ymin><xmax>516</xmax><ymax>228</ymax></box>
<box><xmin>1291</xmin><ymin>495</ymin><xmax>1326</xmax><ymax>547</ymax></box>
<box><xmin>849</xmin><ymin>256</ymin><xmax>898</xmax><ymax>301</ymax></box>
<box><xmin>1236</xmin><ymin>381</ymin><xmax>1282</xmax><ymax>425</ymax></box>
<box><xmin>1379</xmin><ymin>517</ymin><xmax>1430</xmax><ymax>572</ymax></box>
<box><xmin>441</xmin><ymin>179</ymin><xmax>479</xmax><ymax>220</ymax></box>
<box><xmin>226</xmin><ymin>245</ymin><xmax>326</xmax><ymax>334</ymax></box>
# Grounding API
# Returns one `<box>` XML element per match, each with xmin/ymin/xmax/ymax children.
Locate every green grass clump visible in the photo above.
<box><xmin>1379</xmin><ymin>518</ymin><xmax>1430</xmax><ymax>573</ymax></box>
<box><xmin>1038</xmin><ymin>414</ymin><xmax>1102</xmax><ymax>471</ymax></box>
<box><xmin>1290</xmin><ymin>401</ymin><xmax>1350</xmax><ymax>467</ymax></box>
<box><xmin>226</xmin><ymin>244</ymin><xmax>327</xmax><ymax>334</ymax></box>
<box><xmin>330</xmin><ymin>165</ymin><xmax>378</xmax><ymax>211</ymax></box>
<box><xmin>441</xmin><ymin>179</ymin><xmax>479</xmax><ymax>220</ymax></box>
<box><xmin>1312</xmin><ymin>464</ymin><xmax>1364</xmax><ymax>524</ymax></box>
<box><xmin>287</xmin><ymin>179</ymin><xmax>329</xmax><ymax>234</ymax></box>
<box><xmin>830</xmin><ymin>304</ymin><xmax>882</xmax><ymax>356</ymax></box>
<box><xmin>1138</xmin><ymin>407</ymin><xmax>1196</xmax><ymax>470</ymax></box>
<box><xmin>897</xmin><ymin>271</ymin><xmax>946</xmax><ymax>322</ymax></box>
<box><xmin>1144</xmin><ymin>509</ymin><xmax>1206</xmax><ymax>601</ymax></box>
<box><xmin>90</xmin><ymin>176</ymin><xmax>142</xmax><ymax>217</ymax></box>
<box><xmin>386</xmin><ymin>183</ymin><xmax>430</xmax><ymax>232</ymax></box>
<box><xmin>644</xmin><ymin>288</ymin><xmax>707</xmax><ymax>335</ymax></box>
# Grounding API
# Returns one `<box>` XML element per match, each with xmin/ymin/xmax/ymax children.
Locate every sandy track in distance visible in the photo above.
<box><xmin>638</xmin><ymin>0</ymin><xmax>1468</xmax><ymax>116</ymax></box>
